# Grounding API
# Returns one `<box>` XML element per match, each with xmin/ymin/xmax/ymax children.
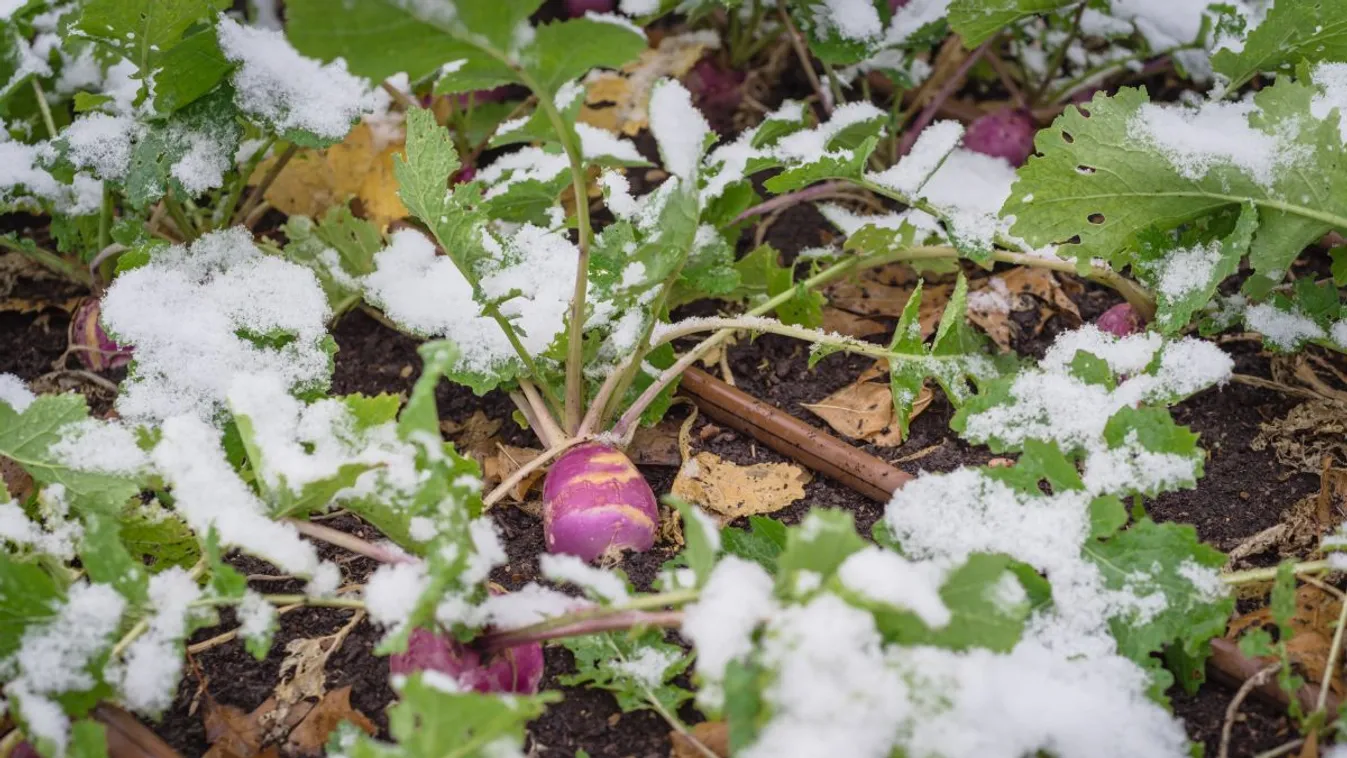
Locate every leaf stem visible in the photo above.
<box><xmin>777</xmin><ymin>0</ymin><xmax>831</xmax><ymax>113</ymax></box>
<box><xmin>285</xmin><ymin>517</ymin><xmax>417</xmax><ymax>564</ymax></box>
<box><xmin>235</xmin><ymin>143</ymin><xmax>298</xmax><ymax>226</ymax></box>
<box><xmin>97</xmin><ymin>183</ymin><xmax>114</xmax><ymax>254</ymax></box>
<box><xmin>216</xmin><ymin>136</ymin><xmax>276</xmax><ymax>229</ymax></box>
<box><xmin>31</xmin><ymin>79</ymin><xmax>56</xmax><ymax>140</ymax></box>
<box><xmin>896</xmin><ymin>36</ymin><xmax>993</xmax><ymax>158</ymax></box>
<box><xmin>1029</xmin><ymin>2</ymin><xmax>1088</xmax><ymax>105</ymax></box>
<box><xmin>0</xmin><ymin>237</ymin><xmax>91</xmax><ymax>286</ymax></box>
<box><xmin>646</xmin><ymin>315</ymin><xmax>965</xmax><ymax>362</ymax></box>
<box><xmin>483</xmin><ymin>436</ymin><xmax>582</xmax><ymax>508</ymax></box>
<box><xmin>163</xmin><ymin>192</ymin><xmax>198</xmax><ymax>242</ymax></box>
<box><xmin>1316</xmin><ymin>586</ymin><xmax>1347</xmax><ymax>713</ymax></box>
<box><xmin>519</xmin><ymin>379</ymin><xmax>566</xmax><ymax>448</ymax></box>
<box><xmin>1221</xmin><ymin>560</ymin><xmax>1333</xmax><ymax>586</ymax></box>
<box><xmin>479</xmin><ymin>589</ymin><xmax>699</xmax><ymax>653</ymax></box>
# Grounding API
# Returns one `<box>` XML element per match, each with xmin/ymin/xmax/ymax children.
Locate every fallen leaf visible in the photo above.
<box><xmin>0</xmin><ymin>457</ymin><xmax>34</xmax><ymax>503</ymax></box>
<box><xmin>0</xmin><ymin>296</ymin><xmax>80</xmax><ymax>314</ymax></box>
<box><xmin>255</xmin><ymin>121</ymin><xmax>408</xmax><ymax>229</ymax></box>
<box><xmin>202</xmin><ymin>697</ymin><xmax>263</xmax><ymax>758</ymax></box>
<box><xmin>966</xmin><ymin>268</ymin><xmax>1081</xmax><ymax>351</ymax></box>
<box><xmin>628</xmin><ymin>419</ymin><xmax>682</xmax><ymax>467</ymax></box>
<box><xmin>1228</xmin><ymin>583</ymin><xmax>1345</xmax><ymax>694</ymax></box>
<box><xmin>285</xmin><ymin>687</ymin><xmax>376</xmax><ymax>757</ymax></box>
<box><xmin>671</xmin><ymin>452</ymin><xmax>811</xmax><ymax>521</ymax></box>
<box><xmin>1254</xmin><ymin>400</ymin><xmax>1347</xmax><ymax>476</ymax></box>
<box><xmin>821</xmin><ymin>307</ymin><xmax>887</xmax><ymax>338</ymax></box>
<box><xmin>671</xmin><ymin>722</ymin><xmax>730</xmax><ymax>758</ymax></box>
<box><xmin>483</xmin><ymin>444</ymin><xmax>546</xmax><ymax>502</ymax></box>
<box><xmin>824</xmin><ymin>279</ymin><xmax>949</xmax><ymax>337</ymax></box>
<box><xmin>803</xmin><ymin>368</ymin><xmax>934</xmax><ymax>447</ymax></box>
<box><xmin>581</xmin><ymin>30</ymin><xmax>716</xmax><ymax>136</ymax></box>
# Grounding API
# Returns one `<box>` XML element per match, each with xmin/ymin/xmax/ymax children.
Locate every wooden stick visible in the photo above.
<box><xmin>1206</xmin><ymin>637</ymin><xmax>1340</xmax><ymax>714</ymax></box>
<box><xmin>678</xmin><ymin>367</ymin><xmax>912</xmax><ymax>502</ymax></box>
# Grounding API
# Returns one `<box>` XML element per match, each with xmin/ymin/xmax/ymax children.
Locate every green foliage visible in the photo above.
<box><xmin>0</xmin><ymin>552</ymin><xmax>64</xmax><ymax>659</ymax></box>
<box><xmin>669</xmin><ymin>497</ymin><xmax>720</xmax><ymax>586</ymax></box>
<box><xmin>558</xmin><ymin>630</ymin><xmax>694</xmax><ymax>714</ymax></box>
<box><xmin>948</xmin><ymin>0</ymin><xmax>1075</xmax><ymax>46</ymax></box>
<box><xmin>886</xmin><ymin>275</ymin><xmax>987</xmax><ymax>435</ymax></box>
<box><xmin>281</xmin><ymin>205</ymin><xmax>383</xmax><ymax>315</ymax></box>
<box><xmin>76</xmin><ymin>0</ymin><xmax>228</xmax><ymax>85</ymax></box>
<box><xmin>1212</xmin><ymin>0</ymin><xmax>1347</xmax><ymax>91</ymax></box>
<box><xmin>721</xmin><ymin>516</ymin><xmax>789</xmax><ymax>573</ymax></box>
<box><xmin>1132</xmin><ymin>203</ymin><xmax>1257</xmax><ymax>333</ymax></box>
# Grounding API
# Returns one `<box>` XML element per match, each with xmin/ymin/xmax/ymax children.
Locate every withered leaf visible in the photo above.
<box><xmin>671</xmin><ymin>721</ymin><xmax>730</xmax><ymax>758</ymax></box>
<box><xmin>285</xmin><ymin>686</ymin><xmax>376</xmax><ymax>757</ymax></box>
<box><xmin>1228</xmin><ymin>583</ymin><xmax>1345</xmax><ymax>694</ymax></box>
<box><xmin>581</xmin><ymin>31</ymin><xmax>715</xmax><ymax>136</ymax></box>
<box><xmin>671</xmin><ymin>452</ymin><xmax>811</xmax><ymax>521</ymax></box>
<box><xmin>803</xmin><ymin>367</ymin><xmax>934</xmax><ymax>447</ymax></box>
<box><xmin>255</xmin><ymin>121</ymin><xmax>408</xmax><ymax>229</ymax></box>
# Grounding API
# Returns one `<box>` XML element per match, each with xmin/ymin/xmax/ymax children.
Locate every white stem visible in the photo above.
<box><xmin>483</xmin><ymin>437</ymin><xmax>583</xmax><ymax>508</ymax></box>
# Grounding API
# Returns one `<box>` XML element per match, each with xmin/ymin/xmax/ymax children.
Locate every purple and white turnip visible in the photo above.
<box><xmin>564</xmin><ymin>0</ymin><xmax>616</xmax><ymax>15</ymax></box>
<box><xmin>71</xmin><ymin>297</ymin><xmax>133</xmax><ymax>372</ymax></box>
<box><xmin>389</xmin><ymin>627</ymin><xmax>545</xmax><ymax>694</ymax></box>
<box><xmin>542</xmin><ymin>442</ymin><xmax>658</xmax><ymax>563</ymax></box>
<box><xmin>1096</xmin><ymin>303</ymin><xmax>1145</xmax><ymax>338</ymax></box>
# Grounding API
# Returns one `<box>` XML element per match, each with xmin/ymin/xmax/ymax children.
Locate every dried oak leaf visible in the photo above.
<box><xmin>581</xmin><ymin>30</ymin><xmax>717</xmax><ymax>136</ymax></box>
<box><xmin>671</xmin><ymin>722</ymin><xmax>730</xmax><ymax>758</ymax></box>
<box><xmin>202</xmin><ymin>697</ymin><xmax>265</xmax><ymax>758</ymax></box>
<box><xmin>483</xmin><ymin>444</ymin><xmax>546</xmax><ymax>502</ymax></box>
<box><xmin>1227</xmin><ymin>584</ymin><xmax>1345</xmax><ymax>694</ymax></box>
<box><xmin>254</xmin><ymin>121</ymin><xmax>408</xmax><ymax>229</ymax></box>
<box><xmin>285</xmin><ymin>686</ymin><xmax>376</xmax><ymax>757</ymax></box>
<box><xmin>671</xmin><ymin>452</ymin><xmax>811</xmax><ymax>521</ymax></box>
<box><xmin>802</xmin><ymin>364</ymin><xmax>933</xmax><ymax>446</ymax></box>
<box><xmin>966</xmin><ymin>268</ymin><xmax>1080</xmax><ymax>352</ymax></box>
<box><xmin>825</xmin><ymin>279</ymin><xmax>949</xmax><ymax>337</ymax></box>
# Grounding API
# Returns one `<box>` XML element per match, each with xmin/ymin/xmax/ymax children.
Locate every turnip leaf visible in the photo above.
<box><xmin>948</xmin><ymin>0</ymin><xmax>1074</xmax><ymax>47</ymax></box>
<box><xmin>1132</xmin><ymin>202</ymin><xmax>1257</xmax><ymax>334</ymax></box>
<box><xmin>1212</xmin><ymin>0</ymin><xmax>1347</xmax><ymax>92</ymax></box>
<box><xmin>558</xmin><ymin>630</ymin><xmax>694</xmax><ymax>714</ymax></box>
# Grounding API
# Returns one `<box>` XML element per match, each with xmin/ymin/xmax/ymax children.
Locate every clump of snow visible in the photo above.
<box><xmin>237</xmin><ymin>591</ymin><xmax>277</xmax><ymax>645</ymax></box>
<box><xmin>1245</xmin><ymin>303</ymin><xmax>1327</xmax><ymax>350</ymax></box>
<box><xmin>867</xmin><ymin>120</ymin><xmax>964</xmax><ymax>195</ymax></box>
<box><xmin>0</xmin><ymin>133</ymin><xmax>102</xmax><ymax>215</ymax></box>
<box><xmin>772</xmin><ymin>102</ymin><xmax>886</xmax><ymax>165</ymax></box>
<box><xmin>217</xmin><ymin>16</ymin><xmax>375</xmax><ymax>141</ymax></box>
<box><xmin>478</xmin><ymin>146</ymin><xmax>569</xmax><ymax>200</ymax></box>
<box><xmin>1155</xmin><ymin>239</ymin><xmax>1222</xmax><ymax>300</ymax></box>
<box><xmin>681</xmin><ymin>557</ymin><xmax>779</xmax><ymax>709</ymax></box>
<box><xmin>1127</xmin><ymin>100</ymin><xmax>1304</xmax><ymax>189</ymax></box>
<box><xmin>885</xmin><ymin>0</ymin><xmax>952</xmax><ymax>45</ymax></box>
<box><xmin>540</xmin><ymin>553</ymin><xmax>630</xmax><ymax>602</ymax></box>
<box><xmin>365</xmin><ymin>562</ymin><xmax>429</xmax><ymax>628</ymax></box>
<box><xmin>101</xmin><ymin>227</ymin><xmax>333</xmax><ymax>423</ymax></box>
<box><xmin>812</xmin><ymin>0</ymin><xmax>884</xmax><ymax>43</ymax></box>
<box><xmin>613</xmin><ymin>647</ymin><xmax>677</xmax><ymax>689</ymax></box>
<box><xmin>62</xmin><ymin>112</ymin><xmax>137</xmax><ymax>181</ymax></box>
<box><xmin>1311</xmin><ymin>62</ymin><xmax>1347</xmax><ymax>144</ymax></box>
<box><xmin>867</xmin><ymin>147</ymin><xmax>1019</xmax><ymax>252</ymax></box>
<box><xmin>649</xmin><ymin>79</ymin><xmax>709</xmax><ymax>181</ymax></box>
<box><xmin>837</xmin><ymin>546</ymin><xmax>950</xmax><ymax>628</ymax></box>
<box><xmin>0</xmin><ymin>486</ymin><xmax>83</xmax><ymax>559</ymax></box>
<box><xmin>576</xmin><ymin>123</ymin><xmax>645</xmax><ymax>163</ymax></box>
<box><xmin>0</xmin><ymin>373</ymin><xmax>35</xmax><ymax>411</ymax></box>
<box><xmin>107</xmin><ymin>568</ymin><xmax>204</xmax><ymax>714</ymax></box>
<box><xmin>50</xmin><ymin>419</ymin><xmax>151</xmax><ymax>476</ymax></box>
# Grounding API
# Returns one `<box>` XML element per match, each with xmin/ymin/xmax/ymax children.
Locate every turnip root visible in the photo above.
<box><xmin>543</xmin><ymin>442</ymin><xmax>658</xmax><ymax>562</ymax></box>
<box><xmin>1096</xmin><ymin>303</ymin><xmax>1145</xmax><ymax>338</ymax></box>
<box><xmin>71</xmin><ymin>297</ymin><xmax>133</xmax><ymax>372</ymax></box>
<box><xmin>389</xmin><ymin>627</ymin><xmax>544</xmax><ymax>694</ymax></box>
<box><xmin>963</xmin><ymin>108</ymin><xmax>1036</xmax><ymax>167</ymax></box>
<box><xmin>564</xmin><ymin>0</ymin><xmax>616</xmax><ymax>14</ymax></box>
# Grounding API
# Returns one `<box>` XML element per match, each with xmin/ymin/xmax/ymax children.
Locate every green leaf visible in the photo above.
<box><xmin>1085</xmin><ymin>519</ymin><xmax>1234</xmax><ymax>681</ymax></box>
<box><xmin>77</xmin><ymin>0</ymin><xmax>228</xmax><ymax>77</ymax></box>
<box><xmin>525</xmin><ymin>17</ymin><xmax>647</xmax><ymax>97</ymax></box>
<box><xmin>153</xmin><ymin>27</ymin><xmax>232</xmax><ymax>113</ymax></box>
<box><xmin>558</xmin><ymin>630</ymin><xmax>693</xmax><ymax>714</ymax></box>
<box><xmin>669</xmin><ymin>497</ymin><xmax>719</xmax><ymax>586</ymax></box>
<box><xmin>68</xmin><ymin>719</ymin><xmax>110</xmax><ymax>758</ymax></box>
<box><xmin>1137</xmin><ymin>202</ymin><xmax>1257</xmax><ymax>334</ymax></box>
<box><xmin>720</xmin><ymin>516</ymin><xmax>788</xmax><ymax>573</ymax></box>
<box><xmin>337</xmin><ymin>674</ymin><xmax>557</xmax><ymax>758</ymax></box>
<box><xmin>1330</xmin><ymin>247</ymin><xmax>1347</xmax><ymax>286</ymax></box>
<box><xmin>722</xmin><ymin>659</ymin><xmax>766</xmax><ymax>750</ymax></box>
<box><xmin>123</xmin><ymin>87</ymin><xmax>241</xmax><ymax>208</ymax></box>
<box><xmin>1003</xmin><ymin>84</ymin><xmax>1347</xmax><ymax>281</ymax></box>
<box><xmin>120</xmin><ymin>507</ymin><xmax>201</xmax><ymax>573</ymax></box>
<box><xmin>79</xmin><ymin>511</ymin><xmax>149</xmax><ymax>606</ymax></box>
<box><xmin>0</xmin><ymin>395</ymin><xmax>144</xmax><ymax>514</ymax></box>
<box><xmin>764</xmin><ymin>135</ymin><xmax>881</xmax><ymax>194</ymax></box>
<box><xmin>281</xmin><ymin>205</ymin><xmax>383</xmax><ymax>315</ymax></box>
<box><xmin>872</xmin><ymin>553</ymin><xmax>1031</xmax><ymax>652</ymax></box>
<box><xmin>1212</xmin><ymin>0</ymin><xmax>1347</xmax><ymax>91</ymax></box>
<box><xmin>775</xmin><ymin>510</ymin><xmax>867</xmax><ymax>593</ymax></box>
<box><xmin>0</xmin><ymin>552</ymin><xmax>64</xmax><ymax>660</ymax></box>
<box><xmin>73</xmin><ymin>93</ymin><xmax>114</xmax><ymax>112</ymax></box>
<box><xmin>948</xmin><ymin>0</ymin><xmax>1075</xmax><ymax>46</ymax></box>
<box><xmin>1100</xmin><ymin>406</ymin><xmax>1204</xmax><ymax>496</ymax></box>
<box><xmin>396</xmin><ymin>107</ymin><xmax>462</xmax><ymax>231</ymax></box>
<box><xmin>1088</xmin><ymin>495</ymin><xmax>1128</xmax><ymax>540</ymax></box>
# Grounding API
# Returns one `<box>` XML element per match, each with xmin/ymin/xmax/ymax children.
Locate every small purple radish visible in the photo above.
<box><xmin>10</xmin><ymin>742</ymin><xmax>38</xmax><ymax>758</ymax></box>
<box><xmin>686</xmin><ymin>57</ymin><xmax>745</xmax><ymax>114</ymax></box>
<box><xmin>543</xmin><ymin>442</ymin><xmax>658</xmax><ymax>562</ymax></box>
<box><xmin>1096</xmin><ymin>303</ymin><xmax>1144</xmax><ymax>337</ymax></box>
<box><xmin>963</xmin><ymin>108</ymin><xmax>1037</xmax><ymax>167</ymax></box>
<box><xmin>72</xmin><ymin>297</ymin><xmax>133</xmax><ymax>372</ymax></box>
<box><xmin>390</xmin><ymin>627</ymin><xmax>545</xmax><ymax>694</ymax></box>
<box><xmin>565</xmin><ymin>0</ymin><xmax>616</xmax><ymax>14</ymax></box>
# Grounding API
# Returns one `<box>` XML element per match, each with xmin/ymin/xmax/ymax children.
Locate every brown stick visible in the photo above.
<box><xmin>1206</xmin><ymin>638</ymin><xmax>1340</xmax><ymax>714</ymax></box>
<box><xmin>678</xmin><ymin>367</ymin><xmax>912</xmax><ymax>502</ymax></box>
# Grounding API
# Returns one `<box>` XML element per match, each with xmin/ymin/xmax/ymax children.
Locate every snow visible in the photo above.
<box><xmin>613</xmin><ymin>647</ymin><xmax>677</xmax><ymax>689</ymax></box>
<box><xmin>772</xmin><ymin>102</ymin><xmax>886</xmax><ymax>165</ymax></box>
<box><xmin>478</xmin><ymin>146</ymin><xmax>570</xmax><ymax>200</ymax></box>
<box><xmin>7</xmin><ymin>582</ymin><xmax>126</xmax><ymax>698</ymax></box>
<box><xmin>1155</xmin><ymin>239</ymin><xmax>1222</xmax><ymax>300</ymax></box>
<box><xmin>217</xmin><ymin>16</ymin><xmax>375</xmax><ymax>141</ymax></box>
<box><xmin>619</xmin><ymin>0</ymin><xmax>658</xmax><ymax>13</ymax></box>
<box><xmin>648</xmin><ymin>79</ymin><xmax>709</xmax><ymax>181</ymax></box>
<box><xmin>577</xmin><ymin>123</ymin><xmax>645</xmax><ymax>163</ymax></box>
<box><xmin>837</xmin><ymin>546</ymin><xmax>950</xmax><ymax>628</ymax></box>
<box><xmin>50</xmin><ymin>419</ymin><xmax>151</xmax><ymax>475</ymax></box>
<box><xmin>540</xmin><ymin>553</ymin><xmax>630</xmax><ymax>603</ymax></box>
<box><xmin>867</xmin><ymin>120</ymin><xmax>964</xmax><ymax>196</ymax></box>
<box><xmin>0</xmin><ymin>373</ymin><xmax>34</xmax><ymax>412</ymax></box>
<box><xmin>365</xmin><ymin>562</ymin><xmax>429</xmax><ymax>628</ymax></box>
<box><xmin>1311</xmin><ymin>62</ymin><xmax>1347</xmax><ymax>144</ymax></box>
<box><xmin>0</xmin><ymin>488</ymin><xmax>82</xmax><ymax>559</ymax></box>
<box><xmin>683</xmin><ymin>505</ymin><xmax>722</xmax><ymax>554</ymax></box>
<box><xmin>681</xmin><ymin>556</ymin><xmax>779</xmax><ymax>709</ymax></box>
<box><xmin>813</xmin><ymin>0</ymin><xmax>884</xmax><ymax>43</ymax></box>
<box><xmin>169</xmin><ymin>130</ymin><xmax>232</xmax><ymax>196</ymax></box>
<box><xmin>467</xmin><ymin>583</ymin><xmax>585</xmax><ymax>628</ymax></box>
<box><xmin>101</xmin><ymin>227</ymin><xmax>333</xmax><ymax>423</ymax></box>
<box><xmin>237</xmin><ymin>591</ymin><xmax>277</xmax><ymax>643</ymax></box>
<box><xmin>108</xmin><ymin>568</ymin><xmax>203</xmax><ymax>714</ymax></box>
<box><xmin>885</xmin><ymin>0</ymin><xmax>952</xmax><ymax>45</ymax></box>
<box><xmin>1128</xmin><ymin>99</ymin><xmax>1304</xmax><ymax>189</ymax></box>
<box><xmin>584</xmin><ymin>11</ymin><xmax>646</xmax><ymax>39</ymax></box>
<box><xmin>1245</xmin><ymin>303</ymin><xmax>1327</xmax><ymax>349</ymax></box>
<box><xmin>62</xmin><ymin>113</ymin><xmax>137</xmax><ymax>181</ymax></box>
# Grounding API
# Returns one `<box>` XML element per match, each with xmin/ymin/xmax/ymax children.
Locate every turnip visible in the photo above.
<box><xmin>71</xmin><ymin>297</ymin><xmax>133</xmax><ymax>372</ymax></box>
<box><xmin>543</xmin><ymin>442</ymin><xmax>658</xmax><ymax>562</ymax></box>
<box><xmin>685</xmin><ymin>57</ymin><xmax>745</xmax><ymax>114</ymax></box>
<box><xmin>1096</xmin><ymin>303</ymin><xmax>1145</xmax><ymax>337</ymax></box>
<box><xmin>9</xmin><ymin>741</ymin><xmax>37</xmax><ymax>758</ymax></box>
<box><xmin>963</xmin><ymin>108</ymin><xmax>1036</xmax><ymax>167</ymax></box>
<box><xmin>389</xmin><ymin>627</ymin><xmax>545</xmax><ymax>694</ymax></box>
<box><xmin>564</xmin><ymin>0</ymin><xmax>616</xmax><ymax>15</ymax></box>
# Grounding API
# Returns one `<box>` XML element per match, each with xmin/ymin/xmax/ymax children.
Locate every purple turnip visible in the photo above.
<box><xmin>1096</xmin><ymin>303</ymin><xmax>1145</xmax><ymax>338</ymax></box>
<box><xmin>389</xmin><ymin>627</ymin><xmax>544</xmax><ymax>694</ymax></box>
<box><xmin>9</xmin><ymin>742</ymin><xmax>38</xmax><ymax>758</ymax></box>
<box><xmin>889</xmin><ymin>0</ymin><xmax>909</xmax><ymax>9</ymax></box>
<box><xmin>685</xmin><ymin>57</ymin><xmax>745</xmax><ymax>112</ymax></box>
<box><xmin>564</xmin><ymin>0</ymin><xmax>616</xmax><ymax>15</ymax></box>
<box><xmin>71</xmin><ymin>297</ymin><xmax>133</xmax><ymax>372</ymax></box>
<box><xmin>543</xmin><ymin>442</ymin><xmax>658</xmax><ymax>562</ymax></box>
<box><xmin>963</xmin><ymin>108</ymin><xmax>1037</xmax><ymax>167</ymax></box>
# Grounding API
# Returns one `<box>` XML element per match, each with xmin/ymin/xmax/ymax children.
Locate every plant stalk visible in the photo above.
<box><xmin>234</xmin><ymin>143</ymin><xmax>298</xmax><ymax>226</ymax></box>
<box><xmin>519</xmin><ymin>379</ymin><xmax>566</xmax><ymax>449</ymax></box>
<box><xmin>896</xmin><ymin>36</ymin><xmax>993</xmax><ymax>157</ymax></box>
<box><xmin>0</xmin><ymin>237</ymin><xmax>91</xmax><ymax>286</ymax></box>
<box><xmin>31</xmin><ymin>80</ymin><xmax>57</xmax><ymax>139</ymax></box>
<box><xmin>286</xmin><ymin>517</ymin><xmax>417</xmax><ymax>564</ymax></box>
<box><xmin>483</xmin><ymin>436</ymin><xmax>582</xmax><ymax>508</ymax></box>
<box><xmin>777</xmin><ymin>0</ymin><xmax>831</xmax><ymax>113</ymax></box>
<box><xmin>163</xmin><ymin>192</ymin><xmax>198</xmax><ymax>242</ymax></box>
<box><xmin>479</xmin><ymin>589</ymin><xmax>699</xmax><ymax>653</ymax></box>
<box><xmin>1221</xmin><ymin>560</ymin><xmax>1333</xmax><ymax>586</ymax></box>
<box><xmin>1029</xmin><ymin>2</ymin><xmax>1088</xmax><ymax>104</ymax></box>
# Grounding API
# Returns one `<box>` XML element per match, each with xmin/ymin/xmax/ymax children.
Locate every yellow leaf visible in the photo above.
<box><xmin>581</xmin><ymin>30</ymin><xmax>715</xmax><ymax>136</ymax></box>
<box><xmin>803</xmin><ymin>365</ymin><xmax>934</xmax><ymax>447</ymax></box>
<box><xmin>253</xmin><ymin>121</ymin><xmax>408</xmax><ymax>229</ymax></box>
<box><xmin>671</xmin><ymin>451</ymin><xmax>811</xmax><ymax>520</ymax></box>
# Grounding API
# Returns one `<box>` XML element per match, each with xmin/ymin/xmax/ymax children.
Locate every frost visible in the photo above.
<box><xmin>1245</xmin><ymin>303</ymin><xmax>1327</xmax><ymax>349</ymax></box>
<box><xmin>649</xmin><ymin>79</ymin><xmax>709</xmax><ymax>181</ymax></box>
<box><xmin>0</xmin><ymin>373</ymin><xmax>35</xmax><ymax>412</ymax></box>
<box><xmin>682</xmin><ymin>557</ymin><xmax>779</xmax><ymax>709</ymax></box>
<box><xmin>108</xmin><ymin>568</ymin><xmax>203</xmax><ymax>714</ymax></box>
<box><xmin>540</xmin><ymin>553</ymin><xmax>630</xmax><ymax>603</ymax></box>
<box><xmin>1156</xmin><ymin>240</ymin><xmax>1222</xmax><ymax>299</ymax></box>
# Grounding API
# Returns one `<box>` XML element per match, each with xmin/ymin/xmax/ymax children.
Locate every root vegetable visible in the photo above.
<box><xmin>71</xmin><ymin>297</ymin><xmax>133</xmax><ymax>372</ymax></box>
<box><xmin>389</xmin><ymin>627</ymin><xmax>544</xmax><ymax>694</ymax></box>
<box><xmin>565</xmin><ymin>0</ymin><xmax>616</xmax><ymax>14</ymax></box>
<box><xmin>543</xmin><ymin>442</ymin><xmax>658</xmax><ymax>562</ymax></box>
<box><xmin>963</xmin><ymin>108</ymin><xmax>1036</xmax><ymax>167</ymax></box>
<box><xmin>1096</xmin><ymin>303</ymin><xmax>1145</xmax><ymax>337</ymax></box>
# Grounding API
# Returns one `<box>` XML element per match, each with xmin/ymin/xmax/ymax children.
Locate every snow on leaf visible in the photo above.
<box><xmin>1212</xmin><ymin>0</ymin><xmax>1347</xmax><ymax>92</ymax></box>
<box><xmin>558</xmin><ymin>630</ymin><xmax>693</xmax><ymax>715</ymax></box>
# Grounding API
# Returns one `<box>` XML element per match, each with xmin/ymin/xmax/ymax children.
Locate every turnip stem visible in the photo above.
<box><xmin>235</xmin><ymin>143</ymin><xmax>298</xmax><ymax>225</ymax></box>
<box><xmin>520</xmin><ymin>380</ymin><xmax>566</xmax><ymax>448</ymax></box>
<box><xmin>31</xmin><ymin>79</ymin><xmax>56</xmax><ymax>139</ymax></box>
<box><xmin>1221</xmin><ymin>560</ymin><xmax>1333</xmax><ymax>585</ymax></box>
<box><xmin>286</xmin><ymin>517</ymin><xmax>417</xmax><ymax>564</ymax></box>
<box><xmin>648</xmin><ymin>315</ymin><xmax>968</xmax><ymax>362</ymax></box>
<box><xmin>482</xmin><ymin>610</ymin><xmax>683</xmax><ymax>652</ymax></box>
<box><xmin>480</xmin><ymin>589</ymin><xmax>700</xmax><ymax>653</ymax></box>
<box><xmin>483</xmin><ymin>436</ymin><xmax>583</xmax><ymax>508</ymax></box>
<box><xmin>777</xmin><ymin>0</ymin><xmax>831</xmax><ymax>114</ymax></box>
<box><xmin>729</xmin><ymin>180</ymin><xmax>848</xmax><ymax>226</ymax></box>
<box><xmin>1029</xmin><ymin>2</ymin><xmax>1087</xmax><ymax>105</ymax></box>
<box><xmin>511</xmin><ymin>390</ymin><xmax>554</xmax><ymax>449</ymax></box>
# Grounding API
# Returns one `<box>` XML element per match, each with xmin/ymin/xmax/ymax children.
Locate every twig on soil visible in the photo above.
<box><xmin>1218</xmin><ymin>662</ymin><xmax>1280</xmax><ymax>758</ymax></box>
<box><xmin>896</xmin><ymin>36</ymin><xmax>994</xmax><ymax>158</ymax></box>
<box><xmin>286</xmin><ymin>517</ymin><xmax>417</xmax><ymax>565</ymax></box>
<box><xmin>483</xmin><ymin>437</ymin><xmax>583</xmax><ymax>508</ymax></box>
<box><xmin>1231</xmin><ymin>374</ymin><xmax>1330</xmax><ymax>402</ymax></box>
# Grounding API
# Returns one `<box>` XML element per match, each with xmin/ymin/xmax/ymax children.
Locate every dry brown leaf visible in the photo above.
<box><xmin>821</xmin><ymin>307</ymin><xmax>887</xmax><ymax>338</ymax></box>
<box><xmin>671</xmin><ymin>722</ymin><xmax>730</xmax><ymax>758</ymax></box>
<box><xmin>0</xmin><ymin>296</ymin><xmax>80</xmax><ymax>315</ymax></box>
<box><xmin>203</xmin><ymin>698</ymin><xmax>263</xmax><ymax>758</ymax></box>
<box><xmin>581</xmin><ymin>31</ymin><xmax>715</xmax><ymax>135</ymax></box>
<box><xmin>0</xmin><ymin>457</ymin><xmax>34</xmax><ymax>503</ymax></box>
<box><xmin>1227</xmin><ymin>583</ymin><xmax>1345</xmax><ymax>693</ymax></box>
<box><xmin>483</xmin><ymin>444</ymin><xmax>546</xmax><ymax>502</ymax></box>
<box><xmin>825</xmin><ymin>279</ymin><xmax>949</xmax><ymax>337</ymax></box>
<box><xmin>1254</xmin><ymin>400</ymin><xmax>1347</xmax><ymax>476</ymax></box>
<box><xmin>967</xmin><ymin>268</ymin><xmax>1081</xmax><ymax>351</ymax></box>
<box><xmin>803</xmin><ymin>365</ymin><xmax>934</xmax><ymax>447</ymax></box>
<box><xmin>285</xmin><ymin>686</ymin><xmax>376</xmax><ymax>757</ymax></box>
<box><xmin>628</xmin><ymin>419</ymin><xmax>683</xmax><ymax>467</ymax></box>
<box><xmin>441</xmin><ymin>411</ymin><xmax>504</xmax><ymax>464</ymax></box>
<box><xmin>254</xmin><ymin>121</ymin><xmax>408</xmax><ymax>228</ymax></box>
<box><xmin>672</xmin><ymin>452</ymin><xmax>811</xmax><ymax>521</ymax></box>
